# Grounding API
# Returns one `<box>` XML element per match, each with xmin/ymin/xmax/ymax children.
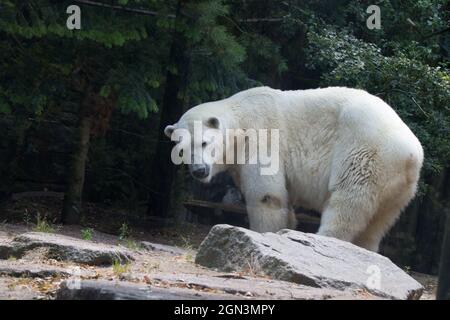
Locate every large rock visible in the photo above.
<box><xmin>0</xmin><ymin>260</ymin><xmax>97</xmax><ymax>278</ymax></box>
<box><xmin>0</xmin><ymin>243</ymin><xmax>14</xmax><ymax>260</ymax></box>
<box><xmin>55</xmin><ymin>277</ymin><xmax>370</xmax><ymax>300</ymax></box>
<box><xmin>11</xmin><ymin>232</ymin><xmax>133</xmax><ymax>266</ymax></box>
<box><xmin>0</xmin><ymin>277</ymin><xmax>43</xmax><ymax>300</ymax></box>
<box><xmin>195</xmin><ymin>225</ymin><xmax>423</xmax><ymax>300</ymax></box>
<box><xmin>56</xmin><ymin>280</ymin><xmax>235</xmax><ymax>300</ymax></box>
<box><xmin>151</xmin><ymin>273</ymin><xmax>381</xmax><ymax>300</ymax></box>
<box><xmin>0</xmin><ymin>235</ymin><xmax>15</xmax><ymax>259</ymax></box>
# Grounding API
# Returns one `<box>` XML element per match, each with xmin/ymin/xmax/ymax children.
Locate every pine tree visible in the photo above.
<box><xmin>0</xmin><ymin>1</ymin><xmax>165</xmax><ymax>223</ymax></box>
<box><xmin>147</xmin><ymin>0</ymin><xmax>248</xmax><ymax>217</ymax></box>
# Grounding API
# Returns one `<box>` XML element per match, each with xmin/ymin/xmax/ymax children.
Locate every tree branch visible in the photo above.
<box><xmin>238</xmin><ymin>14</ymin><xmax>291</xmax><ymax>23</ymax></box>
<box><xmin>72</xmin><ymin>0</ymin><xmax>176</xmax><ymax>18</ymax></box>
<box><xmin>73</xmin><ymin>1</ymin><xmax>290</xmax><ymax>23</ymax></box>
<box><xmin>422</xmin><ymin>26</ymin><xmax>450</xmax><ymax>40</ymax></box>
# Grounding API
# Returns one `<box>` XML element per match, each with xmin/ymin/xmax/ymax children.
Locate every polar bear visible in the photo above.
<box><xmin>164</xmin><ymin>87</ymin><xmax>423</xmax><ymax>252</ymax></box>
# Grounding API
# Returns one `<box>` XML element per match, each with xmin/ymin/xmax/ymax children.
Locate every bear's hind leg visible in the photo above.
<box><xmin>288</xmin><ymin>209</ymin><xmax>298</xmax><ymax>230</ymax></box>
<box><xmin>317</xmin><ymin>146</ymin><xmax>383</xmax><ymax>244</ymax></box>
<box><xmin>352</xmin><ymin>207</ymin><xmax>399</xmax><ymax>252</ymax></box>
<box><xmin>353</xmin><ymin>178</ymin><xmax>418</xmax><ymax>252</ymax></box>
<box><xmin>317</xmin><ymin>187</ymin><xmax>379</xmax><ymax>243</ymax></box>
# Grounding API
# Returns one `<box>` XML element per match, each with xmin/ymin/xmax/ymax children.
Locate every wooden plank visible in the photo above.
<box><xmin>183</xmin><ymin>199</ymin><xmax>320</xmax><ymax>225</ymax></box>
<box><xmin>296</xmin><ymin>213</ymin><xmax>321</xmax><ymax>225</ymax></box>
<box><xmin>183</xmin><ymin>199</ymin><xmax>247</xmax><ymax>214</ymax></box>
<box><xmin>11</xmin><ymin>191</ymin><xmax>64</xmax><ymax>201</ymax></box>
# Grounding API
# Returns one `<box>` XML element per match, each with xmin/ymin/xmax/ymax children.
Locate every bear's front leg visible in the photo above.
<box><xmin>245</xmin><ymin>195</ymin><xmax>296</xmax><ymax>232</ymax></box>
<box><xmin>240</xmin><ymin>168</ymin><xmax>295</xmax><ymax>233</ymax></box>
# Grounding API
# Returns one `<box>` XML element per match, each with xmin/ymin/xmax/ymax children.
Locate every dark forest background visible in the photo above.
<box><xmin>0</xmin><ymin>0</ymin><xmax>449</xmax><ymax>275</ymax></box>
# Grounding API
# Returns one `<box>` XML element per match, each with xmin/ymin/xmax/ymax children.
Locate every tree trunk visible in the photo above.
<box><xmin>413</xmin><ymin>170</ymin><xmax>448</xmax><ymax>273</ymax></box>
<box><xmin>4</xmin><ymin>119</ymin><xmax>31</xmax><ymax>193</ymax></box>
<box><xmin>437</xmin><ymin>213</ymin><xmax>450</xmax><ymax>299</ymax></box>
<box><xmin>62</xmin><ymin>91</ymin><xmax>93</xmax><ymax>225</ymax></box>
<box><xmin>147</xmin><ymin>0</ymin><xmax>190</xmax><ymax>218</ymax></box>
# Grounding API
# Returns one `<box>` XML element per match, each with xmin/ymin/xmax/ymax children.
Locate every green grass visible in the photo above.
<box><xmin>117</xmin><ymin>222</ymin><xmax>142</xmax><ymax>251</ymax></box>
<box><xmin>119</xmin><ymin>222</ymin><xmax>131</xmax><ymax>240</ymax></box>
<box><xmin>183</xmin><ymin>252</ymin><xmax>194</xmax><ymax>263</ymax></box>
<box><xmin>179</xmin><ymin>235</ymin><xmax>194</xmax><ymax>251</ymax></box>
<box><xmin>32</xmin><ymin>214</ymin><xmax>54</xmax><ymax>233</ymax></box>
<box><xmin>22</xmin><ymin>209</ymin><xmax>31</xmax><ymax>226</ymax></box>
<box><xmin>81</xmin><ymin>228</ymin><xmax>93</xmax><ymax>241</ymax></box>
<box><xmin>112</xmin><ymin>259</ymin><xmax>130</xmax><ymax>276</ymax></box>
<box><xmin>121</xmin><ymin>239</ymin><xmax>142</xmax><ymax>251</ymax></box>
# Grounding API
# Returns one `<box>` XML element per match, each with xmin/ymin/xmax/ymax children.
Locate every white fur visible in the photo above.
<box><xmin>167</xmin><ymin>87</ymin><xmax>424</xmax><ymax>251</ymax></box>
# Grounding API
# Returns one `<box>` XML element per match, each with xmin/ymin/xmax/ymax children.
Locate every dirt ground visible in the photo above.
<box><xmin>0</xmin><ymin>222</ymin><xmax>438</xmax><ymax>300</ymax></box>
<box><xmin>0</xmin><ymin>197</ymin><xmax>438</xmax><ymax>300</ymax></box>
<box><xmin>409</xmin><ymin>272</ymin><xmax>438</xmax><ymax>300</ymax></box>
<box><xmin>0</xmin><ymin>221</ymin><xmax>230</xmax><ymax>299</ymax></box>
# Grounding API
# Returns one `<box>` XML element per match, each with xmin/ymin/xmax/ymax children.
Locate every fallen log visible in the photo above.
<box><xmin>183</xmin><ymin>199</ymin><xmax>321</xmax><ymax>226</ymax></box>
<box><xmin>11</xmin><ymin>191</ymin><xmax>64</xmax><ymax>201</ymax></box>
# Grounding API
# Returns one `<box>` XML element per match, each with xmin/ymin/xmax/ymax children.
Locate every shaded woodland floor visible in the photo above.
<box><xmin>0</xmin><ymin>197</ymin><xmax>438</xmax><ymax>300</ymax></box>
<box><xmin>0</xmin><ymin>196</ymin><xmax>211</xmax><ymax>248</ymax></box>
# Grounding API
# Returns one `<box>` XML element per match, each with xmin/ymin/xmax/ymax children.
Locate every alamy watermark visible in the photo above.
<box><xmin>66</xmin><ymin>5</ymin><xmax>81</xmax><ymax>30</ymax></box>
<box><xmin>366</xmin><ymin>265</ymin><xmax>382</xmax><ymax>290</ymax></box>
<box><xmin>169</xmin><ymin>121</ymin><xmax>280</xmax><ymax>176</ymax></box>
<box><xmin>366</xmin><ymin>5</ymin><xmax>381</xmax><ymax>30</ymax></box>
<box><xmin>65</xmin><ymin>266</ymin><xmax>82</xmax><ymax>290</ymax></box>
<box><xmin>65</xmin><ymin>4</ymin><xmax>380</xmax><ymax>31</ymax></box>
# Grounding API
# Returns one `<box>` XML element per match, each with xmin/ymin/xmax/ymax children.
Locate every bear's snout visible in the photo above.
<box><xmin>190</xmin><ymin>164</ymin><xmax>210</xmax><ymax>180</ymax></box>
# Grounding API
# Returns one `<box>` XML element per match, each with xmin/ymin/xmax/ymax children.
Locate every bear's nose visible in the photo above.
<box><xmin>191</xmin><ymin>165</ymin><xmax>209</xmax><ymax>179</ymax></box>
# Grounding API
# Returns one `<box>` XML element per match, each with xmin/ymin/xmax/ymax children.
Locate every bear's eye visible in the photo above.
<box><xmin>206</xmin><ymin>117</ymin><xmax>219</xmax><ymax>128</ymax></box>
<box><xmin>202</xmin><ymin>142</ymin><xmax>207</xmax><ymax>148</ymax></box>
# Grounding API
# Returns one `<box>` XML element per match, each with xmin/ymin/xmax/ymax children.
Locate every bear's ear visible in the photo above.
<box><xmin>206</xmin><ymin>117</ymin><xmax>220</xmax><ymax>129</ymax></box>
<box><xmin>164</xmin><ymin>125</ymin><xmax>175</xmax><ymax>138</ymax></box>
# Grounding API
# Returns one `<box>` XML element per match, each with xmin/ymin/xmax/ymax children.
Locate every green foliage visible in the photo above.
<box><xmin>33</xmin><ymin>213</ymin><xmax>54</xmax><ymax>233</ymax></box>
<box><xmin>112</xmin><ymin>259</ymin><xmax>130</xmax><ymax>275</ymax></box>
<box><xmin>121</xmin><ymin>239</ymin><xmax>142</xmax><ymax>251</ymax></box>
<box><xmin>306</xmin><ymin>26</ymin><xmax>450</xmax><ymax>176</ymax></box>
<box><xmin>0</xmin><ymin>0</ymin><xmax>165</xmax><ymax>121</ymax></box>
<box><xmin>183</xmin><ymin>0</ymin><xmax>251</xmax><ymax>104</ymax></box>
<box><xmin>81</xmin><ymin>228</ymin><xmax>93</xmax><ymax>241</ymax></box>
<box><xmin>119</xmin><ymin>222</ymin><xmax>131</xmax><ymax>240</ymax></box>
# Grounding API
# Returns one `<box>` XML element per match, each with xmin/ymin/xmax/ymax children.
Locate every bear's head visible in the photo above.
<box><xmin>164</xmin><ymin>104</ymin><xmax>229</xmax><ymax>184</ymax></box>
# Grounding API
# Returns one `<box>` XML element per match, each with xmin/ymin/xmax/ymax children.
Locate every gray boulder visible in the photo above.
<box><xmin>151</xmin><ymin>273</ymin><xmax>379</xmax><ymax>300</ymax></box>
<box><xmin>12</xmin><ymin>232</ymin><xmax>133</xmax><ymax>265</ymax></box>
<box><xmin>195</xmin><ymin>224</ymin><xmax>423</xmax><ymax>300</ymax></box>
<box><xmin>56</xmin><ymin>280</ymin><xmax>234</xmax><ymax>300</ymax></box>
<box><xmin>0</xmin><ymin>243</ymin><xmax>14</xmax><ymax>260</ymax></box>
<box><xmin>0</xmin><ymin>261</ymin><xmax>70</xmax><ymax>278</ymax></box>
